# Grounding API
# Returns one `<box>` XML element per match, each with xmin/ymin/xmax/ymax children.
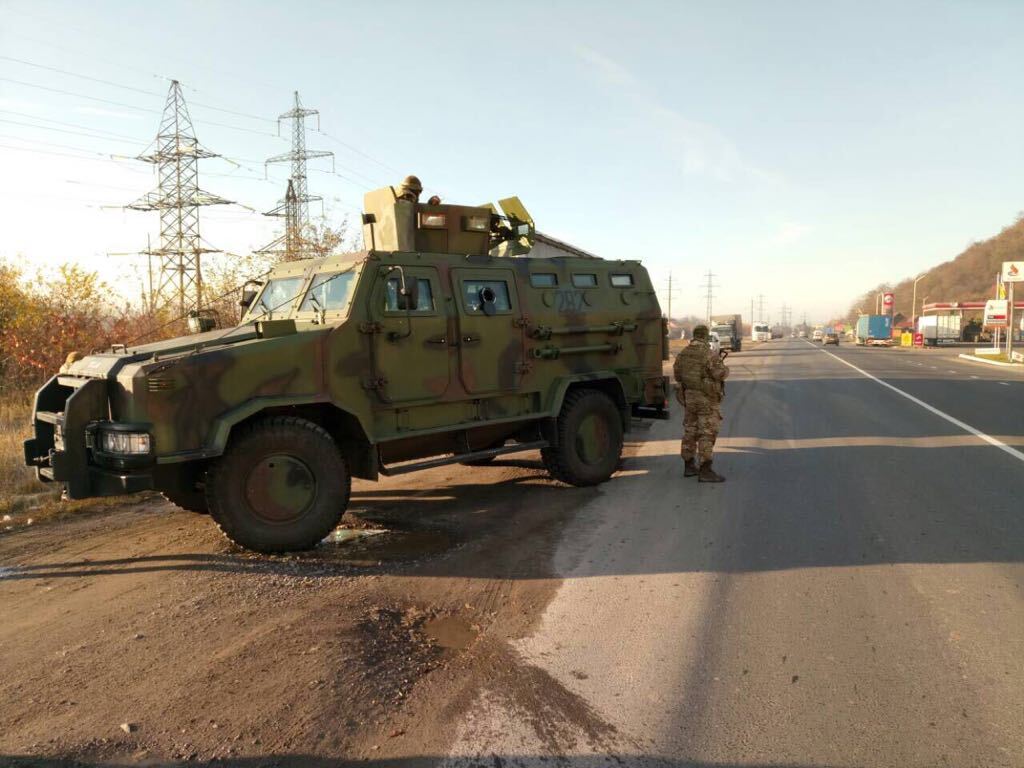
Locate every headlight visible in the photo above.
<box><xmin>100</xmin><ymin>430</ymin><xmax>151</xmax><ymax>455</ymax></box>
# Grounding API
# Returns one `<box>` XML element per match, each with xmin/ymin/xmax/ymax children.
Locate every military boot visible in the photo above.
<box><xmin>683</xmin><ymin>458</ymin><xmax>699</xmax><ymax>477</ymax></box>
<box><xmin>698</xmin><ymin>461</ymin><xmax>725</xmax><ymax>483</ymax></box>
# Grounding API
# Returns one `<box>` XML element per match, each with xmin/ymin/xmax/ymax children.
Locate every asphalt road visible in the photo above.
<box><xmin>443</xmin><ymin>338</ymin><xmax>1024</xmax><ymax>768</ymax></box>
<box><xmin>2</xmin><ymin>338</ymin><xmax>1022</xmax><ymax>767</ymax></box>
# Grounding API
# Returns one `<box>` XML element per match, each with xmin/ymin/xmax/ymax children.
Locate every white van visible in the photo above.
<box><xmin>752</xmin><ymin>322</ymin><xmax>771</xmax><ymax>342</ymax></box>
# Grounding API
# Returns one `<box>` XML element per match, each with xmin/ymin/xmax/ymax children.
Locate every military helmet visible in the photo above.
<box><xmin>398</xmin><ymin>175</ymin><xmax>423</xmax><ymax>195</ymax></box>
<box><xmin>691</xmin><ymin>324</ymin><xmax>709</xmax><ymax>340</ymax></box>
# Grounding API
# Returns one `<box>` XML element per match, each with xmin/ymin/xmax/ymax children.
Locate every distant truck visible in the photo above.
<box><xmin>752</xmin><ymin>322</ymin><xmax>771</xmax><ymax>342</ymax></box>
<box><xmin>855</xmin><ymin>315</ymin><xmax>893</xmax><ymax>346</ymax></box>
<box><xmin>917</xmin><ymin>315</ymin><xmax>960</xmax><ymax>346</ymax></box>
<box><xmin>710</xmin><ymin>314</ymin><xmax>743</xmax><ymax>351</ymax></box>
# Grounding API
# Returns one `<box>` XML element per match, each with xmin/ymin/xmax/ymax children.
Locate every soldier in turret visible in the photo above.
<box><xmin>673</xmin><ymin>324</ymin><xmax>729</xmax><ymax>482</ymax></box>
<box><xmin>396</xmin><ymin>175</ymin><xmax>423</xmax><ymax>203</ymax></box>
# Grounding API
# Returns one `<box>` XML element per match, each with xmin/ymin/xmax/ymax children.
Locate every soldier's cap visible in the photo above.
<box><xmin>691</xmin><ymin>324</ymin><xmax>709</xmax><ymax>340</ymax></box>
<box><xmin>399</xmin><ymin>175</ymin><xmax>423</xmax><ymax>194</ymax></box>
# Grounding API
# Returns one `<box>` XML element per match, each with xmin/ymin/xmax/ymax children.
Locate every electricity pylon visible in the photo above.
<box><xmin>128</xmin><ymin>80</ymin><xmax>231</xmax><ymax>316</ymax></box>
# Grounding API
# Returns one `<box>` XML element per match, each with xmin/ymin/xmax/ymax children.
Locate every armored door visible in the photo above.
<box><xmin>370</xmin><ymin>266</ymin><xmax>450</xmax><ymax>402</ymax></box>
<box><xmin>451</xmin><ymin>268</ymin><xmax>526</xmax><ymax>395</ymax></box>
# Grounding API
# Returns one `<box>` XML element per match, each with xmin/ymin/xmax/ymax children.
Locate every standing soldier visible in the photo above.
<box><xmin>673</xmin><ymin>324</ymin><xmax>729</xmax><ymax>482</ymax></box>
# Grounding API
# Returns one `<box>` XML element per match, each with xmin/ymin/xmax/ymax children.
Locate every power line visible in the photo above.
<box><xmin>0</xmin><ymin>76</ymin><xmax>282</xmax><ymax>137</ymax></box>
<box><xmin>0</xmin><ymin>138</ymin><xmax>151</xmax><ymax>168</ymax></box>
<box><xmin>0</xmin><ymin>109</ymin><xmax>147</xmax><ymax>142</ymax></box>
<box><xmin>0</xmin><ymin>54</ymin><xmax>276</xmax><ymax>124</ymax></box>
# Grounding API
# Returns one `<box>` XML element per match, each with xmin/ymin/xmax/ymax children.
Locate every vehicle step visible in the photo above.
<box><xmin>36</xmin><ymin>411</ymin><xmax>61</xmax><ymax>425</ymax></box>
<box><xmin>380</xmin><ymin>440</ymin><xmax>549</xmax><ymax>477</ymax></box>
<box><xmin>39</xmin><ymin>467</ymin><xmax>55</xmax><ymax>481</ymax></box>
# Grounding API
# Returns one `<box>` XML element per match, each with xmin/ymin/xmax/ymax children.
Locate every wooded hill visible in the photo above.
<box><xmin>844</xmin><ymin>213</ymin><xmax>1024</xmax><ymax>324</ymax></box>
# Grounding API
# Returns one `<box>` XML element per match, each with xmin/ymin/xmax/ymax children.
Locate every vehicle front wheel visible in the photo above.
<box><xmin>206</xmin><ymin>416</ymin><xmax>349</xmax><ymax>553</ymax></box>
<box><xmin>541</xmin><ymin>389</ymin><xmax>623</xmax><ymax>487</ymax></box>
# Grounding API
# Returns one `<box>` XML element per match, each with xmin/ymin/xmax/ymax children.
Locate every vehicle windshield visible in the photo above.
<box><xmin>248</xmin><ymin>277</ymin><xmax>306</xmax><ymax>321</ymax></box>
<box><xmin>300</xmin><ymin>271</ymin><xmax>358</xmax><ymax>314</ymax></box>
<box><xmin>755</xmin><ymin>324</ymin><xmax>769</xmax><ymax>332</ymax></box>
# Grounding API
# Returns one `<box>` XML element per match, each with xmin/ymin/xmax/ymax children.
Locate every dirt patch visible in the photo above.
<box><xmin>423</xmin><ymin>615</ymin><xmax>480</xmax><ymax>651</ymax></box>
<box><xmin>0</xmin><ymin>454</ymin><xmax>600</xmax><ymax>764</ymax></box>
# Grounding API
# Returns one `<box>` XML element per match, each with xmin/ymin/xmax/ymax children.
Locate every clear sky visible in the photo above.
<box><xmin>2</xmin><ymin>0</ymin><xmax>1023</xmax><ymax>323</ymax></box>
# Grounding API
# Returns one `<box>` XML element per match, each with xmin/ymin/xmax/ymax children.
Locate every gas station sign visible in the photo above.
<box><xmin>1001</xmin><ymin>262</ymin><xmax>1024</xmax><ymax>283</ymax></box>
<box><xmin>984</xmin><ymin>299</ymin><xmax>1009</xmax><ymax>327</ymax></box>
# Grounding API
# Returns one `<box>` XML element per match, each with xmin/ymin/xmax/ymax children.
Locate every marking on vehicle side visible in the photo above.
<box><xmin>805</xmin><ymin>340</ymin><xmax>1024</xmax><ymax>465</ymax></box>
<box><xmin>999</xmin><ymin>382</ymin><xmax>1010</xmax><ymax>386</ymax></box>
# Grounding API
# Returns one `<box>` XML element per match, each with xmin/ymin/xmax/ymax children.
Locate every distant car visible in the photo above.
<box><xmin>708</xmin><ymin>330</ymin><xmax>722</xmax><ymax>355</ymax></box>
<box><xmin>798</xmin><ymin>330</ymin><xmax>807</xmax><ymax>338</ymax></box>
<box><xmin>812</xmin><ymin>329</ymin><xmax>824</xmax><ymax>342</ymax></box>
<box><xmin>824</xmin><ymin>331</ymin><xmax>840</xmax><ymax>345</ymax></box>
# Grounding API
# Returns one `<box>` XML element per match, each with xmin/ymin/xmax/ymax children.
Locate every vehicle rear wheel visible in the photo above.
<box><xmin>541</xmin><ymin>389</ymin><xmax>623</xmax><ymax>487</ymax></box>
<box><xmin>161</xmin><ymin>488</ymin><xmax>208</xmax><ymax>515</ymax></box>
<box><xmin>206</xmin><ymin>416</ymin><xmax>349</xmax><ymax>553</ymax></box>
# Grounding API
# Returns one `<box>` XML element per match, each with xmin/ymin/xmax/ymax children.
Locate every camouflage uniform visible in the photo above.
<box><xmin>673</xmin><ymin>331</ymin><xmax>729</xmax><ymax>480</ymax></box>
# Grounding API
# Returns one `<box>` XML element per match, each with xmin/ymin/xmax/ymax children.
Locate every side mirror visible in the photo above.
<box><xmin>187</xmin><ymin>310</ymin><xmax>218</xmax><ymax>334</ymax></box>
<box><xmin>239</xmin><ymin>280</ymin><xmax>263</xmax><ymax>309</ymax></box>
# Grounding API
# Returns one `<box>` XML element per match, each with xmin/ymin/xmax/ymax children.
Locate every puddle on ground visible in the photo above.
<box><xmin>316</xmin><ymin>527</ymin><xmax>453</xmax><ymax>564</ymax></box>
<box><xmin>423</xmin><ymin>615</ymin><xmax>479</xmax><ymax>650</ymax></box>
<box><xmin>325</xmin><ymin>528</ymin><xmax>388</xmax><ymax>544</ymax></box>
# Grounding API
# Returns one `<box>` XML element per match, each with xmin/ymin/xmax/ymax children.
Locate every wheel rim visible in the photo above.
<box><xmin>244</xmin><ymin>454</ymin><xmax>317</xmax><ymax>524</ymax></box>
<box><xmin>575</xmin><ymin>411</ymin><xmax>611</xmax><ymax>466</ymax></box>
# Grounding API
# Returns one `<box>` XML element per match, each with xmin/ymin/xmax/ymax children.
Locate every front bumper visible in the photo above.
<box><xmin>23</xmin><ymin>375</ymin><xmax>155</xmax><ymax>499</ymax></box>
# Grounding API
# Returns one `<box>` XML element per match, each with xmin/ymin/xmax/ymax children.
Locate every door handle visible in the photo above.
<box><xmin>462</xmin><ymin>335</ymin><xmax>481</xmax><ymax>345</ymax></box>
<box><xmin>426</xmin><ymin>335</ymin><xmax>448</xmax><ymax>345</ymax></box>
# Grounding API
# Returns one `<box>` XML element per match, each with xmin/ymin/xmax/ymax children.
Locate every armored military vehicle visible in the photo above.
<box><xmin>24</xmin><ymin>180</ymin><xmax>670</xmax><ymax>552</ymax></box>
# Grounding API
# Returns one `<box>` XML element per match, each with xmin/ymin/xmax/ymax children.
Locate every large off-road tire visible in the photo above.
<box><xmin>206</xmin><ymin>416</ymin><xmax>349</xmax><ymax>553</ymax></box>
<box><xmin>541</xmin><ymin>389</ymin><xmax>624</xmax><ymax>487</ymax></box>
<box><xmin>161</xmin><ymin>488</ymin><xmax>208</xmax><ymax>515</ymax></box>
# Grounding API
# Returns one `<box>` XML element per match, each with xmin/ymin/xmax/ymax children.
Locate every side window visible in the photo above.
<box><xmin>610</xmin><ymin>273</ymin><xmax>634</xmax><ymax>287</ymax></box>
<box><xmin>463</xmin><ymin>280</ymin><xmax>511</xmax><ymax>313</ymax></box>
<box><xmin>530</xmin><ymin>273</ymin><xmax>558</xmax><ymax>288</ymax></box>
<box><xmin>572</xmin><ymin>273</ymin><xmax>598</xmax><ymax>288</ymax></box>
<box><xmin>384</xmin><ymin>277</ymin><xmax>434</xmax><ymax>312</ymax></box>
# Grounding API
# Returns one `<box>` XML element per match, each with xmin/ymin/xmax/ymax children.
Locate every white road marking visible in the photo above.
<box><xmin>970</xmin><ymin>375</ymin><xmax>979</xmax><ymax>379</ymax></box>
<box><xmin>805</xmin><ymin>341</ymin><xmax>1024</xmax><ymax>465</ymax></box>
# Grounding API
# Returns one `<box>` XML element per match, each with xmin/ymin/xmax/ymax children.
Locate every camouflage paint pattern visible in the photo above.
<box><xmin>25</xmin><ymin>185</ymin><xmax>670</xmax><ymax>499</ymax></box>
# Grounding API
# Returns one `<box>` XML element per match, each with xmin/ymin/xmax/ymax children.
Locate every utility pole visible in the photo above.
<box><xmin>262</xmin><ymin>91</ymin><xmax>334</xmax><ymax>261</ymax></box>
<box><xmin>700</xmin><ymin>270</ymin><xmax>718</xmax><ymax>323</ymax></box>
<box><xmin>660</xmin><ymin>271</ymin><xmax>680</xmax><ymax>320</ymax></box>
<box><xmin>128</xmin><ymin>80</ymin><xmax>231</xmax><ymax>317</ymax></box>
<box><xmin>757</xmin><ymin>294</ymin><xmax>766</xmax><ymax>323</ymax></box>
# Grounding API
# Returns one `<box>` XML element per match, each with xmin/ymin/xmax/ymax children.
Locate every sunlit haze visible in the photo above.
<box><xmin>2</xmin><ymin>1</ymin><xmax>1023</xmax><ymax>323</ymax></box>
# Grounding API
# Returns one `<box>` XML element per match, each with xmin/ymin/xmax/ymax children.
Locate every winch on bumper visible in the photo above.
<box><xmin>23</xmin><ymin>375</ymin><xmax>155</xmax><ymax>498</ymax></box>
